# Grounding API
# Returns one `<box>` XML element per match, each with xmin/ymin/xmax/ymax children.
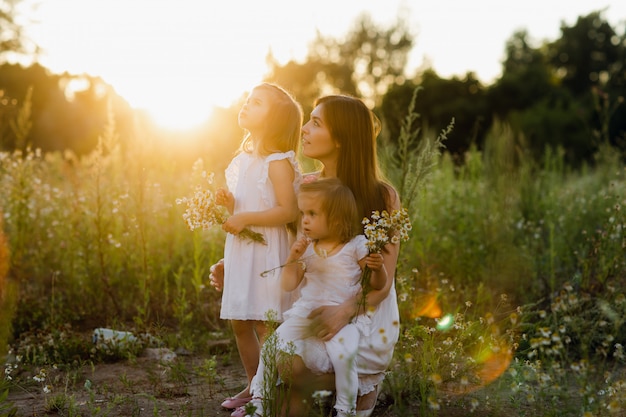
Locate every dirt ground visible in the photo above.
<box><xmin>5</xmin><ymin>344</ymin><xmax>420</xmax><ymax>417</ymax></box>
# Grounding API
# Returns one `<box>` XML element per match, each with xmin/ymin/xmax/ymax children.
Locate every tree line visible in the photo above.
<box><xmin>0</xmin><ymin>8</ymin><xmax>624</xmax><ymax>167</ymax></box>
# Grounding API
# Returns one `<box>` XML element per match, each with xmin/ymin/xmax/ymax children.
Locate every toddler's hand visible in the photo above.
<box><xmin>288</xmin><ymin>236</ymin><xmax>310</xmax><ymax>261</ymax></box>
<box><xmin>365</xmin><ymin>252</ymin><xmax>384</xmax><ymax>271</ymax></box>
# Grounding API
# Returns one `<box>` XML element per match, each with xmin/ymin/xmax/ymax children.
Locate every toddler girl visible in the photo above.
<box><xmin>245</xmin><ymin>178</ymin><xmax>387</xmax><ymax>417</ymax></box>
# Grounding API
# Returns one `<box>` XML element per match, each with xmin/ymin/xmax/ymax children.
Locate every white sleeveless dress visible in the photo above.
<box><xmin>220</xmin><ymin>151</ymin><xmax>301</xmax><ymax>321</ymax></box>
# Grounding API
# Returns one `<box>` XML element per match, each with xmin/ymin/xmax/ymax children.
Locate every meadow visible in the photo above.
<box><xmin>0</xmin><ymin>95</ymin><xmax>625</xmax><ymax>416</ymax></box>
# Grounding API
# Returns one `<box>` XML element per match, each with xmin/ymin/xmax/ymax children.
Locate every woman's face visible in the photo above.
<box><xmin>301</xmin><ymin>104</ymin><xmax>339</xmax><ymax>162</ymax></box>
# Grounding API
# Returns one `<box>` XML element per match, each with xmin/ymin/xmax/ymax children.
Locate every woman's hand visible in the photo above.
<box><xmin>308</xmin><ymin>302</ymin><xmax>354</xmax><ymax>341</ymax></box>
<box><xmin>209</xmin><ymin>258</ymin><xmax>224</xmax><ymax>292</ymax></box>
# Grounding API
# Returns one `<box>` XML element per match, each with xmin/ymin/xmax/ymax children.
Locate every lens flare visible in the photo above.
<box><xmin>411</xmin><ymin>293</ymin><xmax>442</xmax><ymax>319</ymax></box>
<box><xmin>436</xmin><ymin>313</ymin><xmax>454</xmax><ymax>331</ymax></box>
<box><xmin>475</xmin><ymin>346</ymin><xmax>513</xmax><ymax>385</ymax></box>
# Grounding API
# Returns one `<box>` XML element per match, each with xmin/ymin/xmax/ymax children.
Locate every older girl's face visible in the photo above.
<box><xmin>238</xmin><ymin>87</ymin><xmax>271</xmax><ymax>133</ymax></box>
<box><xmin>301</xmin><ymin>105</ymin><xmax>339</xmax><ymax>161</ymax></box>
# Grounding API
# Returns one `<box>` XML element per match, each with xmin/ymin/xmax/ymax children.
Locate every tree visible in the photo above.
<box><xmin>266</xmin><ymin>13</ymin><xmax>414</xmax><ymax>109</ymax></box>
<box><xmin>548</xmin><ymin>11</ymin><xmax>621</xmax><ymax>97</ymax></box>
<box><xmin>489</xmin><ymin>30</ymin><xmax>557</xmax><ymax>118</ymax></box>
<box><xmin>381</xmin><ymin>71</ymin><xmax>489</xmax><ymax>157</ymax></box>
<box><xmin>0</xmin><ymin>0</ymin><xmax>35</xmax><ymax>62</ymax></box>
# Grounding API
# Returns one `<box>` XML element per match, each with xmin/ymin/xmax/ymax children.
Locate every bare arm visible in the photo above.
<box><xmin>360</xmin><ymin>252</ymin><xmax>387</xmax><ymax>291</ymax></box>
<box><xmin>280</xmin><ymin>236</ymin><xmax>309</xmax><ymax>292</ymax></box>
<box><xmin>222</xmin><ymin>158</ymin><xmax>298</xmax><ymax>234</ymax></box>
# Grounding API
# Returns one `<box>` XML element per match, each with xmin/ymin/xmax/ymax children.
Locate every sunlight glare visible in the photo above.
<box><xmin>436</xmin><ymin>313</ymin><xmax>454</xmax><ymax>331</ymax></box>
<box><xmin>411</xmin><ymin>293</ymin><xmax>442</xmax><ymax>319</ymax></box>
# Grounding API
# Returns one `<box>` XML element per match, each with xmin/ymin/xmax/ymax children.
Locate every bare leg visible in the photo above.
<box><xmin>231</xmin><ymin>319</ymin><xmax>267</xmax><ymax>398</ymax></box>
<box><xmin>279</xmin><ymin>354</ymin><xmax>335</xmax><ymax>417</ymax></box>
<box><xmin>356</xmin><ymin>389</ymin><xmax>378</xmax><ymax>411</ymax></box>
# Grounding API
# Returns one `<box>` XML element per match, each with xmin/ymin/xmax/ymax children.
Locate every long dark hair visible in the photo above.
<box><xmin>314</xmin><ymin>95</ymin><xmax>392</xmax><ymax>219</ymax></box>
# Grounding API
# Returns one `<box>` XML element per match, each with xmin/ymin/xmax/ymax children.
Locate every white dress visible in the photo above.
<box><xmin>278</xmin><ymin>235</ymin><xmax>370</xmax><ymax>372</ymax></box>
<box><xmin>220</xmin><ymin>151</ymin><xmax>301</xmax><ymax>321</ymax></box>
<box><xmin>299</xmin><ymin>172</ymin><xmax>401</xmax><ymax>396</ymax></box>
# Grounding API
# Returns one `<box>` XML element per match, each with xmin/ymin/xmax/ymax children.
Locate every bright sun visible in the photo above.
<box><xmin>28</xmin><ymin>0</ymin><xmax>274</xmax><ymax>131</ymax></box>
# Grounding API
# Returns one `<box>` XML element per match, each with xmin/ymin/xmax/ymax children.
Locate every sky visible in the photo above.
<box><xmin>17</xmin><ymin>0</ymin><xmax>626</xmax><ymax>130</ymax></box>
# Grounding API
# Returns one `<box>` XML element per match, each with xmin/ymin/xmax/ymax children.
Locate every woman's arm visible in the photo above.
<box><xmin>222</xmin><ymin>159</ymin><xmax>298</xmax><ymax>234</ymax></box>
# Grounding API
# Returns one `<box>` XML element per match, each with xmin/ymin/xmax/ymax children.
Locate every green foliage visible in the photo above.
<box><xmin>0</xmin><ymin>122</ymin><xmax>225</xmax><ymax>343</ymax></box>
<box><xmin>1</xmin><ymin>87</ymin><xmax>626</xmax><ymax>416</ymax></box>
<box><xmin>267</xmin><ymin>14</ymin><xmax>413</xmax><ymax>109</ymax></box>
<box><xmin>0</xmin><ymin>386</ymin><xmax>18</xmax><ymax>417</ymax></box>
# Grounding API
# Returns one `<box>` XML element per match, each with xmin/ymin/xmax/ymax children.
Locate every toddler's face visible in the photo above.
<box><xmin>298</xmin><ymin>192</ymin><xmax>329</xmax><ymax>241</ymax></box>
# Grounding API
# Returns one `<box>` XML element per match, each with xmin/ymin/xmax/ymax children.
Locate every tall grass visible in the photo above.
<box><xmin>384</xmin><ymin>91</ymin><xmax>625</xmax><ymax>415</ymax></box>
<box><xmin>1</xmin><ymin>89</ymin><xmax>625</xmax><ymax>415</ymax></box>
<box><xmin>0</xmin><ymin>106</ymin><xmax>227</xmax><ymax>350</ymax></box>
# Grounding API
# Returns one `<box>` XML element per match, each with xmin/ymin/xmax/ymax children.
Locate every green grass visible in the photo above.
<box><xmin>1</xmin><ymin>90</ymin><xmax>625</xmax><ymax>415</ymax></box>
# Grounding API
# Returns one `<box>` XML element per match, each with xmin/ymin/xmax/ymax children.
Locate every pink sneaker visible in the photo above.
<box><xmin>230</xmin><ymin>406</ymin><xmax>247</xmax><ymax>417</ymax></box>
<box><xmin>221</xmin><ymin>396</ymin><xmax>252</xmax><ymax>409</ymax></box>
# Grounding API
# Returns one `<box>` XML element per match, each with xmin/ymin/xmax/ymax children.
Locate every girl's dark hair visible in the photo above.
<box><xmin>299</xmin><ymin>178</ymin><xmax>359</xmax><ymax>243</ymax></box>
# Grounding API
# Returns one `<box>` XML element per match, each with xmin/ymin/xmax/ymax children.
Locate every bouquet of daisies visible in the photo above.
<box><xmin>176</xmin><ymin>170</ymin><xmax>266</xmax><ymax>244</ymax></box>
<box><xmin>359</xmin><ymin>208</ymin><xmax>411</xmax><ymax>308</ymax></box>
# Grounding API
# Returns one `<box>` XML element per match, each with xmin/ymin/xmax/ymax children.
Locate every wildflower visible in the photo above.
<box><xmin>359</xmin><ymin>207</ymin><xmax>411</xmax><ymax>307</ymax></box>
<box><xmin>43</xmin><ymin>385</ymin><xmax>51</xmax><ymax>394</ymax></box>
<box><xmin>33</xmin><ymin>368</ymin><xmax>47</xmax><ymax>383</ymax></box>
<box><xmin>485</xmin><ymin>312</ymin><xmax>494</xmax><ymax>324</ymax></box>
<box><xmin>177</xmin><ymin>169</ymin><xmax>265</xmax><ymax>244</ymax></box>
<box><xmin>607</xmin><ymin>401</ymin><xmax>621</xmax><ymax>413</ymax></box>
<box><xmin>613</xmin><ymin>343</ymin><xmax>624</xmax><ymax>360</ymax></box>
<box><xmin>470</xmin><ymin>398</ymin><xmax>479</xmax><ymax>412</ymax></box>
<box><xmin>427</xmin><ymin>396</ymin><xmax>440</xmax><ymax>410</ymax></box>
<box><xmin>311</xmin><ymin>390</ymin><xmax>333</xmax><ymax>400</ymax></box>
<box><xmin>430</xmin><ymin>373</ymin><xmax>442</xmax><ymax>384</ymax></box>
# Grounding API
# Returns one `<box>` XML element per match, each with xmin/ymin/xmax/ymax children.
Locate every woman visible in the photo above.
<box><xmin>212</xmin><ymin>95</ymin><xmax>400</xmax><ymax>417</ymax></box>
<box><xmin>287</xmin><ymin>95</ymin><xmax>400</xmax><ymax>417</ymax></box>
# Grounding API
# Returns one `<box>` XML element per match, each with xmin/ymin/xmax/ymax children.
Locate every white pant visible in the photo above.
<box><xmin>251</xmin><ymin>316</ymin><xmax>359</xmax><ymax>415</ymax></box>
